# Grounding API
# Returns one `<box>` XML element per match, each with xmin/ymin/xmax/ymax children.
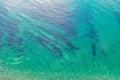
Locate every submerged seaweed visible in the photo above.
<box><xmin>0</xmin><ymin>0</ymin><xmax>120</xmax><ymax>76</ymax></box>
<box><xmin>0</xmin><ymin>1</ymin><xmax>79</xmax><ymax>60</ymax></box>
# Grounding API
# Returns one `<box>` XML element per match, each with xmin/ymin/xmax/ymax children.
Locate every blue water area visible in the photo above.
<box><xmin>0</xmin><ymin>0</ymin><xmax>120</xmax><ymax>79</ymax></box>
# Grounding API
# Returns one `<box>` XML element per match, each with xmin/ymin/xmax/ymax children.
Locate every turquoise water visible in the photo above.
<box><xmin>0</xmin><ymin>0</ymin><xmax>120</xmax><ymax>79</ymax></box>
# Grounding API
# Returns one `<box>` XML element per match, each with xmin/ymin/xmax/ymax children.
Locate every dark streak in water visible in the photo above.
<box><xmin>114</xmin><ymin>12</ymin><xmax>120</xmax><ymax>25</ymax></box>
<box><xmin>79</xmin><ymin>2</ymin><xmax>108</xmax><ymax>59</ymax></box>
<box><xmin>91</xmin><ymin>43</ymin><xmax>97</xmax><ymax>57</ymax></box>
<box><xmin>26</xmin><ymin>31</ymin><xmax>63</xmax><ymax>56</ymax></box>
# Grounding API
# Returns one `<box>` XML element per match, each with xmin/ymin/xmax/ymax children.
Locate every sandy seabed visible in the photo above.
<box><xmin>0</xmin><ymin>71</ymin><xmax>120</xmax><ymax>80</ymax></box>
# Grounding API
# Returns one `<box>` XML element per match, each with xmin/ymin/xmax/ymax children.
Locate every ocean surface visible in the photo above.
<box><xmin>0</xmin><ymin>0</ymin><xmax>120</xmax><ymax>80</ymax></box>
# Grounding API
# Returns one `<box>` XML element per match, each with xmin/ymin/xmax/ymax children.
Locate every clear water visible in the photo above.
<box><xmin>0</xmin><ymin>0</ymin><xmax>120</xmax><ymax>79</ymax></box>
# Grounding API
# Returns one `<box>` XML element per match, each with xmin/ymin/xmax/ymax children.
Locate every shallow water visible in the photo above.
<box><xmin>0</xmin><ymin>0</ymin><xmax>120</xmax><ymax>79</ymax></box>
